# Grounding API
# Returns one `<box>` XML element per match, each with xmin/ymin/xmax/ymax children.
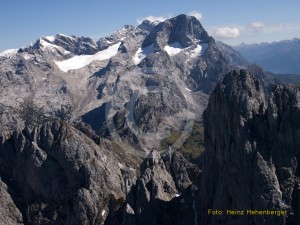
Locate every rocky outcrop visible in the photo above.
<box><xmin>110</xmin><ymin>150</ymin><xmax>201</xmax><ymax>225</ymax></box>
<box><xmin>201</xmin><ymin>69</ymin><xmax>300</xmax><ymax>225</ymax></box>
<box><xmin>32</xmin><ymin>34</ymin><xmax>99</xmax><ymax>55</ymax></box>
<box><xmin>0</xmin><ymin>122</ymin><xmax>131</xmax><ymax>225</ymax></box>
<box><xmin>0</xmin><ymin>123</ymin><xmax>202</xmax><ymax>225</ymax></box>
<box><xmin>0</xmin><ymin>180</ymin><xmax>24</xmax><ymax>225</ymax></box>
<box><xmin>216</xmin><ymin>41</ymin><xmax>249</xmax><ymax>67</ymax></box>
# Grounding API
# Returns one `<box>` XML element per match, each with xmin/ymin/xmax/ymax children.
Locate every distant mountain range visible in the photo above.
<box><xmin>234</xmin><ymin>38</ymin><xmax>300</xmax><ymax>75</ymax></box>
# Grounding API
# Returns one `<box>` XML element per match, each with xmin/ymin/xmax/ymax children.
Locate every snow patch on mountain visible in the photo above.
<box><xmin>21</xmin><ymin>53</ymin><xmax>34</xmax><ymax>60</ymax></box>
<box><xmin>106</xmin><ymin>39</ymin><xmax>113</xmax><ymax>44</ymax></box>
<box><xmin>164</xmin><ymin>42</ymin><xmax>183</xmax><ymax>56</ymax></box>
<box><xmin>57</xmin><ymin>33</ymin><xmax>75</xmax><ymax>40</ymax></box>
<box><xmin>133</xmin><ymin>42</ymin><xmax>208</xmax><ymax>64</ymax></box>
<box><xmin>133</xmin><ymin>44</ymin><xmax>154</xmax><ymax>64</ymax></box>
<box><xmin>191</xmin><ymin>44</ymin><xmax>203</xmax><ymax>58</ymax></box>
<box><xmin>0</xmin><ymin>49</ymin><xmax>18</xmax><ymax>57</ymax></box>
<box><xmin>39</xmin><ymin>39</ymin><xmax>71</xmax><ymax>55</ymax></box>
<box><xmin>39</xmin><ymin>39</ymin><xmax>56</xmax><ymax>48</ymax></box>
<box><xmin>44</xmin><ymin>36</ymin><xmax>55</xmax><ymax>43</ymax></box>
<box><xmin>55</xmin><ymin>42</ymin><xmax>121</xmax><ymax>72</ymax></box>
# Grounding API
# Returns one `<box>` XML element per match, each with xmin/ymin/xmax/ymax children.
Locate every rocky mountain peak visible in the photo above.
<box><xmin>201</xmin><ymin>69</ymin><xmax>300</xmax><ymax>225</ymax></box>
<box><xmin>110</xmin><ymin>25</ymin><xmax>137</xmax><ymax>40</ymax></box>
<box><xmin>220</xmin><ymin>69</ymin><xmax>267</xmax><ymax>120</ymax></box>
<box><xmin>26</xmin><ymin>33</ymin><xmax>99</xmax><ymax>57</ymax></box>
<box><xmin>137</xmin><ymin>19</ymin><xmax>158</xmax><ymax>32</ymax></box>
<box><xmin>142</xmin><ymin>14</ymin><xmax>210</xmax><ymax>50</ymax></box>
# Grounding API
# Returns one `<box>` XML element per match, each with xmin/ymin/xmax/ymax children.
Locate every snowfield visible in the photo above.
<box><xmin>132</xmin><ymin>42</ymin><xmax>207</xmax><ymax>64</ymax></box>
<box><xmin>164</xmin><ymin>42</ymin><xmax>183</xmax><ymax>56</ymax></box>
<box><xmin>133</xmin><ymin>44</ymin><xmax>154</xmax><ymax>64</ymax></box>
<box><xmin>44</xmin><ymin>36</ymin><xmax>56</xmax><ymax>42</ymax></box>
<box><xmin>191</xmin><ymin>44</ymin><xmax>202</xmax><ymax>58</ymax></box>
<box><xmin>0</xmin><ymin>48</ymin><xmax>18</xmax><ymax>57</ymax></box>
<box><xmin>55</xmin><ymin>42</ymin><xmax>121</xmax><ymax>72</ymax></box>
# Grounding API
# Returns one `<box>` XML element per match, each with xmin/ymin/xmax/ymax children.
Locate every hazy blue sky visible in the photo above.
<box><xmin>1</xmin><ymin>0</ymin><xmax>300</xmax><ymax>52</ymax></box>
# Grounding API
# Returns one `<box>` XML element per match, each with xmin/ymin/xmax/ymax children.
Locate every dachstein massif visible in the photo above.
<box><xmin>0</xmin><ymin>14</ymin><xmax>299</xmax><ymax>225</ymax></box>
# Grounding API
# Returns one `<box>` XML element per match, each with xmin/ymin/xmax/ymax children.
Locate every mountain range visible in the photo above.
<box><xmin>0</xmin><ymin>14</ymin><xmax>249</xmax><ymax>152</ymax></box>
<box><xmin>234</xmin><ymin>38</ymin><xmax>300</xmax><ymax>75</ymax></box>
<box><xmin>0</xmin><ymin>14</ymin><xmax>299</xmax><ymax>225</ymax></box>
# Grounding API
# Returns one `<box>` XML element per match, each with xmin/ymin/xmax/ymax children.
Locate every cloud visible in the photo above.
<box><xmin>137</xmin><ymin>15</ymin><xmax>170</xmax><ymax>24</ymax></box>
<box><xmin>250</xmin><ymin>22</ymin><xmax>266</xmax><ymax>31</ymax></box>
<box><xmin>209</xmin><ymin>27</ymin><xmax>241</xmax><ymax>39</ymax></box>
<box><xmin>188</xmin><ymin>11</ymin><xmax>203</xmax><ymax>20</ymax></box>
<box><xmin>137</xmin><ymin>11</ymin><xmax>203</xmax><ymax>25</ymax></box>
<box><xmin>248</xmin><ymin>21</ymin><xmax>283</xmax><ymax>33</ymax></box>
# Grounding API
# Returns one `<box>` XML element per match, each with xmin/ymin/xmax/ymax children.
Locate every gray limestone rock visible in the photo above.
<box><xmin>142</xmin><ymin>14</ymin><xmax>210</xmax><ymax>50</ymax></box>
<box><xmin>201</xmin><ymin>69</ymin><xmax>300</xmax><ymax>225</ymax></box>
<box><xmin>0</xmin><ymin>180</ymin><xmax>24</xmax><ymax>225</ymax></box>
<box><xmin>112</xmin><ymin>150</ymin><xmax>201</xmax><ymax>225</ymax></box>
<box><xmin>0</xmin><ymin>122</ymin><xmax>129</xmax><ymax>225</ymax></box>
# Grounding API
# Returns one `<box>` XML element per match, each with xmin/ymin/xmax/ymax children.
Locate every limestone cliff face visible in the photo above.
<box><xmin>0</xmin><ymin>122</ymin><xmax>129</xmax><ymax>225</ymax></box>
<box><xmin>0</xmin><ymin>121</ymin><xmax>201</xmax><ymax>225</ymax></box>
<box><xmin>0</xmin><ymin>180</ymin><xmax>24</xmax><ymax>225</ymax></box>
<box><xmin>107</xmin><ymin>151</ymin><xmax>201</xmax><ymax>225</ymax></box>
<box><xmin>201</xmin><ymin>69</ymin><xmax>300</xmax><ymax>225</ymax></box>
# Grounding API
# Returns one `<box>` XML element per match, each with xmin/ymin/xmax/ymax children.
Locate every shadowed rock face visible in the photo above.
<box><xmin>110</xmin><ymin>150</ymin><xmax>201</xmax><ymax>225</ymax></box>
<box><xmin>0</xmin><ymin>122</ymin><xmax>129</xmax><ymax>225</ymax></box>
<box><xmin>201</xmin><ymin>69</ymin><xmax>300</xmax><ymax>225</ymax></box>
<box><xmin>0</xmin><ymin>180</ymin><xmax>24</xmax><ymax>225</ymax></box>
<box><xmin>142</xmin><ymin>14</ymin><xmax>210</xmax><ymax>50</ymax></box>
<box><xmin>0</xmin><ymin>121</ymin><xmax>202</xmax><ymax>225</ymax></box>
